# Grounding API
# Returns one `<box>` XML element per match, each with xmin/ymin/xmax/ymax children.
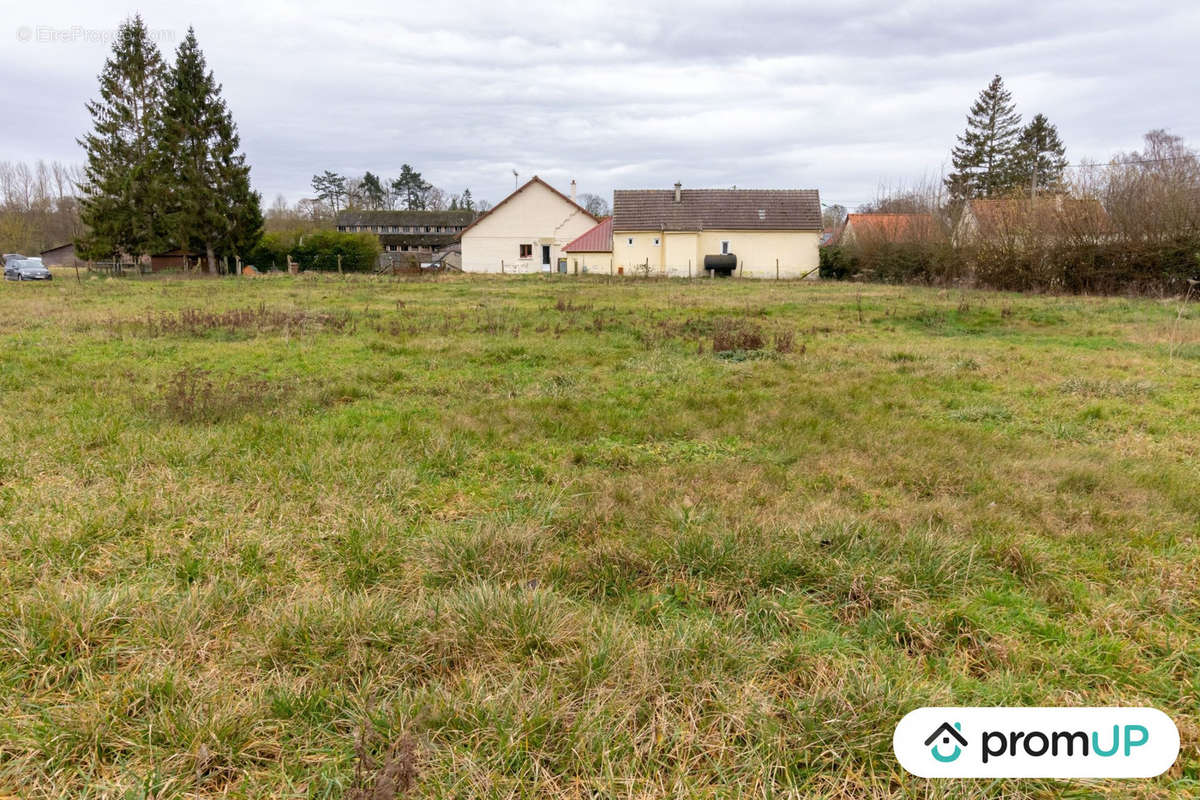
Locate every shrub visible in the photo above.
<box><xmin>712</xmin><ymin>319</ymin><xmax>766</xmax><ymax>352</ymax></box>
<box><xmin>248</xmin><ymin>230</ymin><xmax>381</xmax><ymax>272</ymax></box>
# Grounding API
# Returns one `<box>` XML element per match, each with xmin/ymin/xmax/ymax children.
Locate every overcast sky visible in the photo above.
<box><xmin>3</xmin><ymin>1</ymin><xmax>1198</xmax><ymax>210</ymax></box>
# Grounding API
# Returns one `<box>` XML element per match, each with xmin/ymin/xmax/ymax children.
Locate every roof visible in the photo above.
<box><xmin>40</xmin><ymin>243</ymin><xmax>75</xmax><ymax>255</ymax></box>
<box><xmin>563</xmin><ymin>217</ymin><xmax>613</xmax><ymax>252</ymax></box>
<box><xmin>844</xmin><ymin>213</ymin><xmax>937</xmax><ymax>241</ymax></box>
<box><xmin>963</xmin><ymin>196</ymin><xmax>1111</xmax><ymax>237</ymax></box>
<box><xmin>460</xmin><ymin>176</ymin><xmax>599</xmax><ymax>237</ymax></box>
<box><xmin>613</xmin><ymin>188</ymin><xmax>821</xmax><ymax>232</ymax></box>
<box><xmin>335</xmin><ymin>209</ymin><xmax>476</xmax><ymax>227</ymax></box>
<box><xmin>151</xmin><ymin>248</ymin><xmax>203</xmax><ymax>257</ymax></box>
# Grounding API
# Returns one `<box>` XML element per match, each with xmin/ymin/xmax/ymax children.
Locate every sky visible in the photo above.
<box><xmin>2</xmin><ymin>0</ymin><xmax>1198</xmax><ymax>211</ymax></box>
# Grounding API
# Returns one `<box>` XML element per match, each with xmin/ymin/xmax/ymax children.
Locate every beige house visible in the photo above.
<box><xmin>460</xmin><ymin>177</ymin><xmax>599</xmax><ymax>274</ymax></box>
<box><xmin>611</xmin><ymin>184</ymin><xmax>822</xmax><ymax>278</ymax></box>
<box><xmin>562</xmin><ymin>217</ymin><xmax>612</xmax><ymax>275</ymax></box>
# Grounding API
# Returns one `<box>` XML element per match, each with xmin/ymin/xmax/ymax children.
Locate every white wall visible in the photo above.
<box><xmin>461</xmin><ymin>182</ymin><xmax>598</xmax><ymax>274</ymax></box>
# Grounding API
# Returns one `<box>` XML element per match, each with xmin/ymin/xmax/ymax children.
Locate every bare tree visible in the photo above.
<box><xmin>578</xmin><ymin>192</ymin><xmax>609</xmax><ymax>217</ymax></box>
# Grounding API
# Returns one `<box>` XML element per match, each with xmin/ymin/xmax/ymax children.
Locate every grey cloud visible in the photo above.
<box><xmin>2</xmin><ymin>0</ymin><xmax>1198</xmax><ymax>210</ymax></box>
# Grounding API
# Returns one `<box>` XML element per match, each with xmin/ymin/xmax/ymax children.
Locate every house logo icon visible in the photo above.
<box><xmin>924</xmin><ymin>722</ymin><xmax>967</xmax><ymax>763</ymax></box>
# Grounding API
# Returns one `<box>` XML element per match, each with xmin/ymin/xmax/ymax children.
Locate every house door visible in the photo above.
<box><xmin>557</xmin><ymin>258</ymin><xmax>567</xmax><ymax>274</ymax></box>
<box><xmin>541</xmin><ymin>245</ymin><xmax>551</xmax><ymax>272</ymax></box>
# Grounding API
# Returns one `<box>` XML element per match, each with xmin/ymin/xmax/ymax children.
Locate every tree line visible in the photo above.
<box><xmin>310</xmin><ymin>167</ymin><xmax>481</xmax><ymax>213</ymax></box>
<box><xmin>0</xmin><ymin>161</ymin><xmax>84</xmax><ymax>255</ymax></box>
<box><xmin>76</xmin><ymin>15</ymin><xmax>262</xmax><ymax>273</ymax></box>
<box><xmin>823</xmin><ymin>122</ymin><xmax>1200</xmax><ymax>293</ymax></box>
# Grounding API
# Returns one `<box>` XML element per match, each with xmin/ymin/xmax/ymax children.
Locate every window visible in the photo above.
<box><xmin>519</xmin><ymin>243</ymin><xmax>533</xmax><ymax>258</ymax></box>
<box><xmin>652</xmin><ymin>237</ymin><xmax>660</xmax><ymax>246</ymax></box>
<box><xmin>626</xmin><ymin>237</ymin><xmax>634</xmax><ymax>246</ymax></box>
<box><xmin>721</xmin><ymin>240</ymin><xmax>730</xmax><ymax>254</ymax></box>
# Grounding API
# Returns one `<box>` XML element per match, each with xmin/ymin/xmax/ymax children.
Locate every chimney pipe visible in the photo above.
<box><xmin>570</xmin><ymin>179</ymin><xmax>577</xmax><ymax>202</ymax></box>
<box><xmin>674</xmin><ymin>182</ymin><xmax>682</xmax><ymax>203</ymax></box>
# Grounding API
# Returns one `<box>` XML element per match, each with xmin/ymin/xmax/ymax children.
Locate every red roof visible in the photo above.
<box><xmin>844</xmin><ymin>213</ymin><xmax>935</xmax><ymax>241</ymax></box>
<box><xmin>563</xmin><ymin>217</ymin><xmax>612</xmax><ymax>252</ymax></box>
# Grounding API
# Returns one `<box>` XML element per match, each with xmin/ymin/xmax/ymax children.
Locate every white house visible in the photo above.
<box><xmin>460</xmin><ymin>177</ymin><xmax>599</xmax><ymax>274</ymax></box>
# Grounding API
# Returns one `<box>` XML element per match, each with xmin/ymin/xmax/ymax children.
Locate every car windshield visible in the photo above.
<box><xmin>17</xmin><ymin>260</ymin><xmax>46</xmax><ymax>270</ymax></box>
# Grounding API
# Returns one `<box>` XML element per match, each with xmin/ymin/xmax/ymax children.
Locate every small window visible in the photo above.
<box><xmin>626</xmin><ymin>237</ymin><xmax>634</xmax><ymax>246</ymax></box>
<box><xmin>519</xmin><ymin>243</ymin><xmax>533</xmax><ymax>258</ymax></box>
<box><xmin>721</xmin><ymin>240</ymin><xmax>730</xmax><ymax>254</ymax></box>
<box><xmin>652</xmin><ymin>237</ymin><xmax>660</xmax><ymax>246</ymax></box>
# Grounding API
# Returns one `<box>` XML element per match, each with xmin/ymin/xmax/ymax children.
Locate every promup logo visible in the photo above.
<box><xmin>924</xmin><ymin>722</ymin><xmax>967</xmax><ymax>762</ymax></box>
<box><xmin>895</xmin><ymin>708</ymin><xmax>1179</xmax><ymax>778</ymax></box>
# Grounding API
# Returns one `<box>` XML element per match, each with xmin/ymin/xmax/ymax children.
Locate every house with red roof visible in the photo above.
<box><xmin>562</xmin><ymin>217</ymin><xmax>612</xmax><ymax>275</ymax></box>
<box><xmin>840</xmin><ymin>213</ymin><xmax>939</xmax><ymax>247</ymax></box>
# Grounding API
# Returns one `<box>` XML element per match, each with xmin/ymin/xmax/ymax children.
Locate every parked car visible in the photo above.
<box><xmin>4</xmin><ymin>258</ymin><xmax>52</xmax><ymax>281</ymax></box>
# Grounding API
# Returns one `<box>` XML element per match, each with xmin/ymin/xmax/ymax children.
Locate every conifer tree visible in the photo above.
<box><xmin>946</xmin><ymin>75</ymin><xmax>1023</xmax><ymax>201</ymax></box>
<box><xmin>76</xmin><ymin>15</ymin><xmax>168</xmax><ymax>262</ymax></box>
<box><xmin>1012</xmin><ymin>113</ymin><xmax>1068</xmax><ymax>197</ymax></box>
<box><xmin>391</xmin><ymin>165</ymin><xmax>431</xmax><ymax>210</ymax></box>
<box><xmin>361</xmin><ymin>172</ymin><xmax>387</xmax><ymax>209</ymax></box>
<box><xmin>159</xmin><ymin>27</ymin><xmax>262</xmax><ymax>273</ymax></box>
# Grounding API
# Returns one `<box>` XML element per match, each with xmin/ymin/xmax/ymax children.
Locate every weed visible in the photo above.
<box><xmin>348</xmin><ymin>727</ymin><xmax>417</xmax><ymax>800</ymax></box>
<box><xmin>712</xmin><ymin>318</ymin><xmax>766</xmax><ymax>352</ymax></box>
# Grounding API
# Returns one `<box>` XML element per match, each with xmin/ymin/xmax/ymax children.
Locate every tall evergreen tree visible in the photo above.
<box><xmin>1012</xmin><ymin>113</ymin><xmax>1068</xmax><ymax>197</ymax></box>
<box><xmin>76</xmin><ymin>15</ymin><xmax>168</xmax><ymax>262</ymax></box>
<box><xmin>391</xmin><ymin>164</ymin><xmax>431</xmax><ymax>210</ymax></box>
<box><xmin>159</xmin><ymin>27</ymin><xmax>261</xmax><ymax>274</ymax></box>
<box><xmin>311</xmin><ymin>171</ymin><xmax>347</xmax><ymax>211</ymax></box>
<box><xmin>460</xmin><ymin>188</ymin><xmax>474</xmax><ymax>212</ymax></box>
<box><xmin>361</xmin><ymin>171</ymin><xmax>387</xmax><ymax>209</ymax></box>
<box><xmin>946</xmin><ymin>75</ymin><xmax>1023</xmax><ymax>201</ymax></box>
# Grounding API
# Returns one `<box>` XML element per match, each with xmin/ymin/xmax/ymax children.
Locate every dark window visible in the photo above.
<box><xmin>519</xmin><ymin>244</ymin><xmax>533</xmax><ymax>258</ymax></box>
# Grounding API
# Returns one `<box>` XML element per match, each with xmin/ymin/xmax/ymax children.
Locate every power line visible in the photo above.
<box><xmin>1062</xmin><ymin>154</ymin><xmax>1198</xmax><ymax>169</ymax></box>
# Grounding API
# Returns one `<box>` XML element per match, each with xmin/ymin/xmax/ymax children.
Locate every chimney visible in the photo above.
<box><xmin>570</xmin><ymin>179</ymin><xmax>577</xmax><ymax>202</ymax></box>
<box><xmin>674</xmin><ymin>182</ymin><xmax>682</xmax><ymax>203</ymax></box>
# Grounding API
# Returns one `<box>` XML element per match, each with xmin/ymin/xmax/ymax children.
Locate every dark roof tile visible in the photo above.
<box><xmin>613</xmin><ymin>188</ymin><xmax>821</xmax><ymax>231</ymax></box>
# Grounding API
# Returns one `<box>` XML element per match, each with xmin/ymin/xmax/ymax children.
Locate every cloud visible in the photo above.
<box><xmin>2</xmin><ymin>0</ymin><xmax>1198</xmax><ymax>209</ymax></box>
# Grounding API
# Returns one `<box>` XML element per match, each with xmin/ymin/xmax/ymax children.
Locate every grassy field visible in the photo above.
<box><xmin>0</xmin><ymin>271</ymin><xmax>1197</xmax><ymax>798</ymax></box>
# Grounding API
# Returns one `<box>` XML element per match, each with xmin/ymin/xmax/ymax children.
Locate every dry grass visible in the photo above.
<box><xmin>0</xmin><ymin>272</ymin><xmax>1196</xmax><ymax>798</ymax></box>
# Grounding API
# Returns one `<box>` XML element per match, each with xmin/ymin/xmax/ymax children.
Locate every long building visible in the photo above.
<box><xmin>334</xmin><ymin>209</ymin><xmax>476</xmax><ymax>259</ymax></box>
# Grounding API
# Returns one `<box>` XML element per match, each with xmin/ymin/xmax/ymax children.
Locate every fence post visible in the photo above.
<box><xmin>776</xmin><ymin>258</ymin><xmax>779</xmax><ymax>280</ymax></box>
<box><xmin>337</xmin><ymin>254</ymin><xmax>343</xmax><ymax>275</ymax></box>
<box><xmin>688</xmin><ymin>259</ymin><xmax>691</xmax><ymax>279</ymax></box>
<box><xmin>501</xmin><ymin>260</ymin><xmax>505</xmax><ymax>274</ymax></box>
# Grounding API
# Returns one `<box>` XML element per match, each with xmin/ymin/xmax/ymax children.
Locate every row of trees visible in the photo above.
<box><xmin>0</xmin><ymin>160</ymin><xmax>84</xmax><ymax>255</ymax></box>
<box><xmin>76</xmin><ymin>16</ymin><xmax>262</xmax><ymax>273</ymax></box>
<box><xmin>946</xmin><ymin>75</ymin><xmax>1068</xmax><ymax>202</ymax></box>
<box><xmin>307</xmin><ymin>169</ymin><xmax>611</xmax><ymax>218</ymax></box>
<box><xmin>310</xmin><ymin>167</ymin><xmax>480</xmax><ymax>213</ymax></box>
<box><xmin>824</xmin><ymin>129</ymin><xmax>1200</xmax><ymax>293</ymax></box>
